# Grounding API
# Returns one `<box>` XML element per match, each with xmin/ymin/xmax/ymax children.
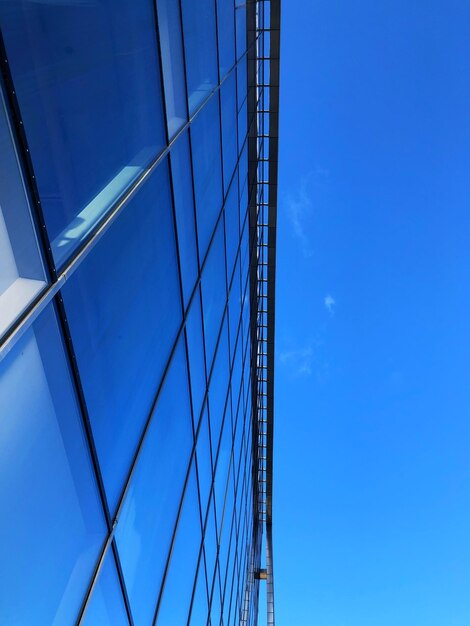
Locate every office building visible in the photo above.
<box><xmin>0</xmin><ymin>0</ymin><xmax>279</xmax><ymax>624</ymax></box>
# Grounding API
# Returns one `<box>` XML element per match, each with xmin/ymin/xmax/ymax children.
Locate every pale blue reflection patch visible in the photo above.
<box><xmin>52</xmin><ymin>146</ymin><xmax>156</xmax><ymax>267</ymax></box>
<box><xmin>0</xmin><ymin>305</ymin><xmax>106</xmax><ymax>626</ymax></box>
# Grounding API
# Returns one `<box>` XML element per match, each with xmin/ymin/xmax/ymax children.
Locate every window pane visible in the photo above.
<box><xmin>188</xmin><ymin>557</ymin><xmax>209</xmax><ymax>626</ymax></box>
<box><xmin>0</xmin><ymin>0</ymin><xmax>166</xmax><ymax>266</ymax></box>
<box><xmin>181</xmin><ymin>0</ymin><xmax>218</xmax><ymax>113</ymax></box>
<box><xmin>235</xmin><ymin>5</ymin><xmax>247</xmax><ymax>61</ymax></box>
<box><xmin>224</xmin><ymin>176</ymin><xmax>240</xmax><ymax>284</ymax></box>
<box><xmin>217</xmin><ymin>0</ymin><xmax>235</xmax><ymax>79</ymax></box>
<box><xmin>115</xmin><ymin>340</ymin><xmax>193</xmax><ymax>626</ymax></box>
<box><xmin>196</xmin><ymin>403</ymin><xmax>214</xmax><ymax>519</ymax></box>
<box><xmin>62</xmin><ymin>159</ymin><xmax>182</xmax><ymax>514</ymax></box>
<box><xmin>220</xmin><ymin>73</ymin><xmax>239</xmax><ymax>195</ymax></box>
<box><xmin>81</xmin><ymin>548</ymin><xmax>129</xmax><ymax>626</ymax></box>
<box><xmin>238</xmin><ymin>99</ymin><xmax>248</xmax><ymax>153</ymax></box>
<box><xmin>157</xmin><ymin>0</ymin><xmax>187</xmax><ymax>137</ymax></box>
<box><xmin>208</xmin><ymin>316</ymin><xmax>230</xmax><ymax>458</ymax></box>
<box><xmin>191</xmin><ymin>93</ymin><xmax>223</xmax><ymax>260</ymax></box>
<box><xmin>237</xmin><ymin>56</ymin><xmax>248</xmax><ymax>112</ymax></box>
<box><xmin>186</xmin><ymin>287</ymin><xmax>208</xmax><ymax>425</ymax></box>
<box><xmin>203</xmin><ymin>496</ymin><xmax>219</xmax><ymax>593</ymax></box>
<box><xmin>170</xmin><ymin>131</ymin><xmax>198</xmax><ymax>306</ymax></box>
<box><xmin>0</xmin><ymin>304</ymin><xmax>106</xmax><ymax>626</ymax></box>
<box><xmin>201</xmin><ymin>220</ymin><xmax>227</xmax><ymax>369</ymax></box>
<box><xmin>0</xmin><ymin>77</ymin><xmax>46</xmax><ymax>338</ymax></box>
<box><xmin>156</xmin><ymin>465</ymin><xmax>202</xmax><ymax>626</ymax></box>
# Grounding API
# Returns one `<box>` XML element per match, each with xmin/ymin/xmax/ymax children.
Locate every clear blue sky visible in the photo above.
<box><xmin>274</xmin><ymin>2</ymin><xmax>470</xmax><ymax>624</ymax></box>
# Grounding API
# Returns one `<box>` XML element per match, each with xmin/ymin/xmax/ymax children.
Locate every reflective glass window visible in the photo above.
<box><xmin>0</xmin><ymin>0</ymin><xmax>166</xmax><ymax>266</ymax></box>
<box><xmin>188</xmin><ymin>557</ymin><xmax>209</xmax><ymax>626</ymax></box>
<box><xmin>224</xmin><ymin>177</ymin><xmax>240</xmax><ymax>284</ymax></box>
<box><xmin>170</xmin><ymin>131</ymin><xmax>199</xmax><ymax>306</ymax></box>
<box><xmin>228</xmin><ymin>254</ymin><xmax>242</xmax><ymax>360</ymax></box>
<box><xmin>181</xmin><ymin>0</ymin><xmax>218</xmax><ymax>113</ymax></box>
<box><xmin>186</xmin><ymin>287</ymin><xmax>208</xmax><ymax>425</ymax></box>
<box><xmin>196</xmin><ymin>404</ymin><xmax>214</xmax><ymax>519</ymax></box>
<box><xmin>220</xmin><ymin>73</ymin><xmax>239</xmax><ymax>195</ymax></box>
<box><xmin>201</xmin><ymin>220</ymin><xmax>227</xmax><ymax>369</ymax></box>
<box><xmin>214</xmin><ymin>411</ymin><xmax>233</xmax><ymax>532</ymax></box>
<box><xmin>115</xmin><ymin>340</ymin><xmax>193</xmax><ymax>626</ymax></box>
<box><xmin>157</xmin><ymin>0</ymin><xmax>187</xmax><ymax>137</ymax></box>
<box><xmin>191</xmin><ymin>93</ymin><xmax>223</xmax><ymax>260</ymax></box>
<box><xmin>156</xmin><ymin>465</ymin><xmax>202</xmax><ymax>626</ymax></box>
<box><xmin>0</xmin><ymin>78</ymin><xmax>46</xmax><ymax>339</ymax></box>
<box><xmin>62</xmin><ymin>160</ymin><xmax>181</xmax><ymax>513</ymax></box>
<box><xmin>217</xmin><ymin>0</ymin><xmax>236</xmax><ymax>79</ymax></box>
<box><xmin>0</xmin><ymin>304</ymin><xmax>106</xmax><ymax>626</ymax></box>
<box><xmin>237</xmin><ymin>57</ymin><xmax>248</xmax><ymax>112</ymax></box>
<box><xmin>208</xmin><ymin>316</ymin><xmax>230</xmax><ymax>457</ymax></box>
<box><xmin>204</xmin><ymin>496</ymin><xmax>219</xmax><ymax>592</ymax></box>
<box><xmin>210</xmin><ymin>571</ymin><xmax>222</xmax><ymax>626</ymax></box>
<box><xmin>235</xmin><ymin>5</ymin><xmax>247</xmax><ymax>61</ymax></box>
<box><xmin>81</xmin><ymin>547</ymin><xmax>129</xmax><ymax>626</ymax></box>
<box><xmin>238</xmin><ymin>99</ymin><xmax>248</xmax><ymax>153</ymax></box>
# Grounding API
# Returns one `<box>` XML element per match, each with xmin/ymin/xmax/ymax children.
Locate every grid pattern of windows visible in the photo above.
<box><xmin>0</xmin><ymin>0</ymin><xmax>277</xmax><ymax>624</ymax></box>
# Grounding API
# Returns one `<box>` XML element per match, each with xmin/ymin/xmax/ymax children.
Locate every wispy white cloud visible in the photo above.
<box><xmin>324</xmin><ymin>294</ymin><xmax>336</xmax><ymax>315</ymax></box>
<box><xmin>284</xmin><ymin>168</ymin><xmax>330</xmax><ymax>257</ymax></box>
<box><xmin>278</xmin><ymin>346</ymin><xmax>314</xmax><ymax>377</ymax></box>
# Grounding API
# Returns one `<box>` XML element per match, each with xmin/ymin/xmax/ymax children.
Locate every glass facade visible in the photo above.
<box><xmin>0</xmin><ymin>0</ymin><xmax>279</xmax><ymax>625</ymax></box>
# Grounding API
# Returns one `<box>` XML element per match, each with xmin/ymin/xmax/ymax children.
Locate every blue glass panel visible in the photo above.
<box><xmin>208</xmin><ymin>316</ymin><xmax>230</xmax><ymax>457</ymax></box>
<box><xmin>0</xmin><ymin>304</ymin><xmax>106</xmax><ymax>626</ymax></box>
<box><xmin>210</xmin><ymin>571</ymin><xmax>222</xmax><ymax>626</ymax></box>
<box><xmin>81</xmin><ymin>548</ymin><xmax>129</xmax><ymax>626</ymax></box>
<box><xmin>171</xmin><ymin>131</ymin><xmax>199</xmax><ymax>306</ymax></box>
<box><xmin>204</xmin><ymin>496</ymin><xmax>219</xmax><ymax>593</ymax></box>
<box><xmin>62</xmin><ymin>160</ymin><xmax>181</xmax><ymax>513</ymax></box>
<box><xmin>186</xmin><ymin>287</ymin><xmax>208</xmax><ymax>425</ymax></box>
<box><xmin>238</xmin><ymin>99</ymin><xmax>248</xmax><ymax>153</ymax></box>
<box><xmin>228</xmin><ymin>254</ymin><xmax>242</xmax><ymax>360</ymax></box>
<box><xmin>0</xmin><ymin>0</ymin><xmax>166</xmax><ymax>266</ymax></box>
<box><xmin>157</xmin><ymin>0</ymin><xmax>187</xmax><ymax>137</ymax></box>
<box><xmin>191</xmin><ymin>93</ymin><xmax>223</xmax><ymax>260</ymax></box>
<box><xmin>156</xmin><ymin>465</ymin><xmax>202</xmax><ymax>626</ymax></box>
<box><xmin>115</xmin><ymin>340</ymin><xmax>193</xmax><ymax>626</ymax></box>
<box><xmin>181</xmin><ymin>0</ymin><xmax>218</xmax><ymax>113</ymax></box>
<box><xmin>188</xmin><ymin>558</ymin><xmax>209</xmax><ymax>626</ymax></box>
<box><xmin>218</xmin><ymin>502</ymin><xmax>235</xmax><ymax>595</ymax></box>
<box><xmin>217</xmin><ymin>0</ymin><xmax>236</xmax><ymax>79</ymax></box>
<box><xmin>237</xmin><ymin>56</ymin><xmax>248</xmax><ymax>112</ymax></box>
<box><xmin>235</xmin><ymin>6</ymin><xmax>247</xmax><ymax>61</ymax></box>
<box><xmin>196</xmin><ymin>404</ymin><xmax>213</xmax><ymax>519</ymax></box>
<box><xmin>220</xmin><ymin>73</ymin><xmax>239</xmax><ymax>195</ymax></box>
<box><xmin>214</xmin><ymin>410</ymin><xmax>233</xmax><ymax>532</ymax></box>
<box><xmin>201</xmin><ymin>220</ymin><xmax>227</xmax><ymax>369</ymax></box>
<box><xmin>224</xmin><ymin>177</ymin><xmax>240</xmax><ymax>284</ymax></box>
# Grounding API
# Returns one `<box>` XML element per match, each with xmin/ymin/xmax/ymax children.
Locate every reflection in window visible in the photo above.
<box><xmin>0</xmin><ymin>0</ymin><xmax>166</xmax><ymax>266</ymax></box>
<box><xmin>191</xmin><ymin>93</ymin><xmax>223</xmax><ymax>261</ymax></box>
<box><xmin>185</xmin><ymin>288</ymin><xmax>208</xmax><ymax>425</ymax></box>
<box><xmin>156</xmin><ymin>466</ymin><xmax>202</xmax><ymax>625</ymax></box>
<box><xmin>115</xmin><ymin>340</ymin><xmax>193</xmax><ymax>626</ymax></box>
<box><xmin>0</xmin><ymin>78</ymin><xmax>46</xmax><ymax>339</ymax></box>
<box><xmin>217</xmin><ymin>0</ymin><xmax>236</xmax><ymax>80</ymax></box>
<box><xmin>188</xmin><ymin>557</ymin><xmax>209</xmax><ymax>626</ymax></box>
<box><xmin>181</xmin><ymin>0</ymin><xmax>218</xmax><ymax>113</ymax></box>
<box><xmin>81</xmin><ymin>547</ymin><xmax>129</xmax><ymax>626</ymax></box>
<box><xmin>170</xmin><ymin>131</ymin><xmax>199</xmax><ymax>306</ymax></box>
<box><xmin>157</xmin><ymin>0</ymin><xmax>188</xmax><ymax>138</ymax></box>
<box><xmin>62</xmin><ymin>159</ymin><xmax>182</xmax><ymax>514</ymax></box>
<box><xmin>201</xmin><ymin>220</ymin><xmax>227</xmax><ymax>370</ymax></box>
<box><xmin>0</xmin><ymin>304</ymin><xmax>106</xmax><ymax>626</ymax></box>
<box><xmin>220</xmin><ymin>73</ymin><xmax>239</xmax><ymax>195</ymax></box>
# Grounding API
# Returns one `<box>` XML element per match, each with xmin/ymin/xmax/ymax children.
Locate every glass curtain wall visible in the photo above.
<box><xmin>0</xmin><ymin>0</ymin><xmax>267</xmax><ymax>625</ymax></box>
